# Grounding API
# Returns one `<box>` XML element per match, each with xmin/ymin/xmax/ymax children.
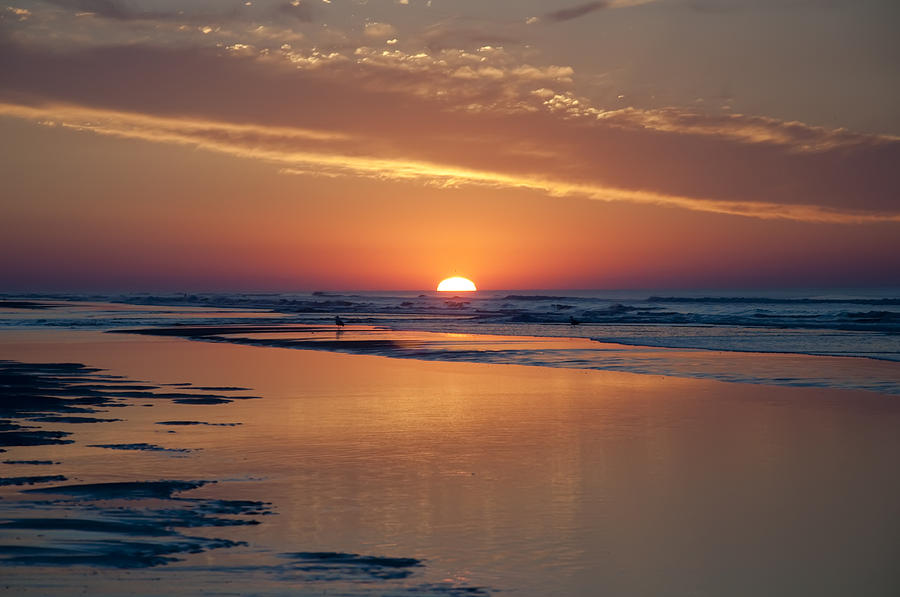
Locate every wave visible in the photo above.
<box><xmin>647</xmin><ymin>296</ymin><xmax>900</xmax><ymax>305</ymax></box>
<box><xmin>501</xmin><ymin>294</ymin><xmax>581</xmax><ymax>301</ymax></box>
<box><xmin>4</xmin><ymin>291</ymin><xmax>899</xmax><ymax>364</ymax></box>
<box><xmin>497</xmin><ymin>308</ymin><xmax>900</xmax><ymax>332</ymax></box>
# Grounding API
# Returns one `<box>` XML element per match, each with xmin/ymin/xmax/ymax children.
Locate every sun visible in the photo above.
<box><xmin>437</xmin><ymin>276</ymin><xmax>477</xmax><ymax>292</ymax></box>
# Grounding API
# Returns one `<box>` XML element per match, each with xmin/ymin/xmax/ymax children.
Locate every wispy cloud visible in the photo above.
<box><xmin>364</xmin><ymin>21</ymin><xmax>397</xmax><ymax>38</ymax></box>
<box><xmin>0</xmin><ymin>29</ymin><xmax>897</xmax><ymax>224</ymax></box>
<box><xmin>4</xmin><ymin>100</ymin><xmax>891</xmax><ymax>225</ymax></box>
<box><xmin>31</xmin><ymin>0</ymin><xmax>316</xmax><ymax>26</ymax></box>
<box><xmin>543</xmin><ymin>1</ymin><xmax>612</xmax><ymax>23</ymax></box>
<box><xmin>38</xmin><ymin>0</ymin><xmax>237</xmax><ymax>22</ymax></box>
<box><xmin>4</xmin><ymin>6</ymin><xmax>31</xmax><ymax>21</ymax></box>
<box><xmin>538</xmin><ymin>0</ymin><xmax>657</xmax><ymax>23</ymax></box>
<box><xmin>417</xmin><ymin>19</ymin><xmax>526</xmax><ymax>51</ymax></box>
<box><xmin>276</xmin><ymin>1</ymin><xmax>315</xmax><ymax>23</ymax></box>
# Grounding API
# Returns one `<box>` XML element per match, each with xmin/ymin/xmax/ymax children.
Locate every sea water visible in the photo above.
<box><xmin>2</xmin><ymin>300</ymin><xmax>899</xmax><ymax>596</ymax></box>
<box><xmin>3</xmin><ymin>290</ymin><xmax>898</xmax><ymax>394</ymax></box>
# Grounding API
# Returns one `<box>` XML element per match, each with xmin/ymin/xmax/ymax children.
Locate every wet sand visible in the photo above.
<box><xmin>113</xmin><ymin>322</ymin><xmax>900</xmax><ymax>394</ymax></box>
<box><xmin>1</xmin><ymin>329</ymin><xmax>899</xmax><ymax>595</ymax></box>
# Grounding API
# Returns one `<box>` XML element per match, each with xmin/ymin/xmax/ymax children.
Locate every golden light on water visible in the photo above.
<box><xmin>437</xmin><ymin>277</ymin><xmax>477</xmax><ymax>292</ymax></box>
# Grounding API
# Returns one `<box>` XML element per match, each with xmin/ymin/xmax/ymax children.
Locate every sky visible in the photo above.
<box><xmin>1</xmin><ymin>0</ymin><xmax>898</xmax><ymax>291</ymax></box>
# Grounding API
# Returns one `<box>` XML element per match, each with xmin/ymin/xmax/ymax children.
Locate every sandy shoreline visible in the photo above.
<box><xmin>2</xmin><ymin>328</ymin><xmax>900</xmax><ymax>595</ymax></box>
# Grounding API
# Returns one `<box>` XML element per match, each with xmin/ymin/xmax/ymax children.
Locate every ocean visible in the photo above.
<box><xmin>3</xmin><ymin>289</ymin><xmax>899</xmax><ymax>394</ymax></box>
<box><xmin>2</xmin><ymin>294</ymin><xmax>899</xmax><ymax>596</ymax></box>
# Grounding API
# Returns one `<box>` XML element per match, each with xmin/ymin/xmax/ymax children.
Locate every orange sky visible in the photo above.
<box><xmin>1</xmin><ymin>0</ymin><xmax>898</xmax><ymax>290</ymax></box>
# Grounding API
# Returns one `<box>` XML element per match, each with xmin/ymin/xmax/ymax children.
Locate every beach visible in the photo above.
<box><xmin>4</xmin><ymin>1</ymin><xmax>897</xmax><ymax>592</ymax></box>
<box><xmin>2</xmin><ymin>303</ymin><xmax>899</xmax><ymax>596</ymax></box>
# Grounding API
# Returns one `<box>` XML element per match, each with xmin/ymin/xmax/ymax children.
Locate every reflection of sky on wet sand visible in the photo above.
<box><xmin>128</xmin><ymin>322</ymin><xmax>900</xmax><ymax>395</ymax></box>
<box><xmin>2</xmin><ymin>328</ymin><xmax>899</xmax><ymax>595</ymax></box>
<box><xmin>0</xmin><ymin>300</ymin><xmax>281</xmax><ymax>325</ymax></box>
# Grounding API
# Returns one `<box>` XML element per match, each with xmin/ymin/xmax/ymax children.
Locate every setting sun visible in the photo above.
<box><xmin>437</xmin><ymin>276</ymin><xmax>477</xmax><ymax>292</ymax></box>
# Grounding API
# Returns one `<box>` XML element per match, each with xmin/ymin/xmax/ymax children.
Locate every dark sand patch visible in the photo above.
<box><xmin>0</xmin><ymin>361</ymin><xmax>255</xmax><ymax>422</ymax></box>
<box><xmin>0</xmin><ymin>421</ymin><xmax>36</xmax><ymax>431</ymax></box>
<box><xmin>0</xmin><ymin>536</ymin><xmax>244</xmax><ymax>568</ymax></box>
<box><xmin>172</xmin><ymin>397</ymin><xmax>233</xmax><ymax>405</ymax></box>
<box><xmin>113</xmin><ymin>325</ymin><xmax>333</xmax><ymax>337</ymax></box>
<box><xmin>0</xmin><ymin>430</ymin><xmax>73</xmax><ymax>447</ymax></box>
<box><xmin>0</xmin><ymin>501</ymin><xmax>267</xmax><ymax>535</ymax></box>
<box><xmin>190</xmin><ymin>499</ymin><xmax>273</xmax><ymax>517</ymax></box>
<box><xmin>110</xmin><ymin>325</ymin><xmax>441</xmax><ymax>360</ymax></box>
<box><xmin>0</xmin><ymin>360</ymin><xmax>259</xmax><ymax>460</ymax></box>
<box><xmin>3</xmin><ymin>460</ymin><xmax>59</xmax><ymax>465</ymax></box>
<box><xmin>99</xmin><ymin>390</ymin><xmax>225</xmax><ymax>399</ymax></box>
<box><xmin>193</xmin><ymin>386</ymin><xmax>251</xmax><ymax>391</ymax></box>
<box><xmin>87</xmin><ymin>443</ymin><xmax>192</xmax><ymax>453</ymax></box>
<box><xmin>1</xmin><ymin>481</ymin><xmax>272</xmax><ymax>569</ymax></box>
<box><xmin>156</xmin><ymin>421</ymin><xmax>241</xmax><ymax>427</ymax></box>
<box><xmin>25</xmin><ymin>480</ymin><xmax>209</xmax><ymax>499</ymax></box>
<box><xmin>243</xmin><ymin>551</ymin><xmax>493</xmax><ymax>592</ymax></box>
<box><xmin>0</xmin><ymin>475</ymin><xmax>67</xmax><ymax>486</ymax></box>
<box><xmin>65</xmin><ymin>384</ymin><xmax>159</xmax><ymax>391</ymax></box>
<box><xmin>0</xmin><ymin>362</ymin><xmax>279</xmax><ymax>575</ymax></box>
<box><xmin>0</xmin><ymin>359</ymin><xmax>491</xmax><ymax>593</ymax></box>
<box><xmin>282</xmin><ymin>551</ymin><xmax>423</xmax><ymax>579</ymax></box>
<box><xmin>27</xmin><ymin>416</ymin><xmax>122</xmax><ymax>424</ymax></box>
<box><xmin>8</xmin><ymin>478</ymin><xmax>490</xmax><ymax>590</ymax></box>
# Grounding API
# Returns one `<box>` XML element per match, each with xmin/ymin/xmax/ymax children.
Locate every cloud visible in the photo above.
<box><xmin>5</xmin><ymin>101</ymin><xmax>895</xmax><ymax>226</ymax></box>
<box><xmin>542</xmin><ymin>1</ymin><xmax>612</xmax><ymax>23</ymax></box>
<box><xmin>5</xmin><ymin>6</ymin><xmax>31</xmax><ymax>21</ymax></box>
<box><xmin>540</xmin><ymin>0</ymin><xmax>657</xmax><ymax>23</ymax></box>
<box><xmin>0</xmin><ymin>37</ymin><xmax>897</xmax><ymax>224</ymax></box>
<box><xmin>34</xmin><ymin>0</ymin><xmax>315</xmax><ymax>25</ymax></box>
<box><xmin>38</xmin><ymin>0</ymin><xmax>234</xmax><ymax>22</ymax></box>
<box><xmin>276</xmin><ymin>1</ymin><xmax>314</xmax><ymax>23</ymax></box>
<box><xmin>418</xmin><ymin>20</ymin><xmax>524</xmax><ymax>51</ymax></box>
<box><xmin>40</xmin><ymin>0</ymin><xmax>133</xmax><ymax>20</ymax></box>
<box><xmin>364</xmin><ymin>22</ymin><xmax>397</xmax><ymax>38</ymax></box>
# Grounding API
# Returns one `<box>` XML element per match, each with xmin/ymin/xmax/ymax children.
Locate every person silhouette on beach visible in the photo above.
<box><xmin>335</xmin><ymin>315</ymin><xmax>345</xmax><ymax>327</ymax></box>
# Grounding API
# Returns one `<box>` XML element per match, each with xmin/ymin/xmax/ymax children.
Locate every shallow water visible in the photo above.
<box><xmin>2</xmin><ymin>323</ymin><xmax>900</xmax><ymax>595</ymax></box>
<box><xmin>5</xmin><ymin>290</ymin><xmax>900</xmax><ymax>361</ymax></box>
<box><xmin>113</xmin><ymin>322</ymin><xmax>900</xmax><ymax>395</ymax></box>
<box><xmin>3</xmin><ymin>296</ymin><xmax>899</xmax><ymax>396</ymax></box>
